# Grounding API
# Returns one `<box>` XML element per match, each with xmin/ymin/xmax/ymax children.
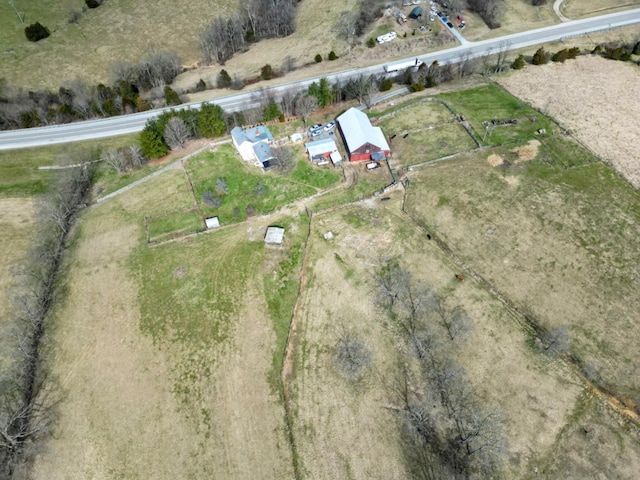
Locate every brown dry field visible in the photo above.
<box><xmin>0</xmin><ymin>198</ymin><xmax>34</xmax><ymax>369</ymax></box>
<box><xmin>498</xmin><ymin>55</ymin><xmax>640</xmax><ymax>189</ymax></box>
<box><xmin>33</xmin><ymin>169</ymin><xmax>294</xmax><ymax>479</ymax></box>
<box><xmin>288</xmin><ymin>196</ymin><xmax>631</xmax><ymax>478</ymax></box>
<box><xmin>563</xmin><ymin>0</ymin><xmax>640</xmax><ymax>18</ymax></box>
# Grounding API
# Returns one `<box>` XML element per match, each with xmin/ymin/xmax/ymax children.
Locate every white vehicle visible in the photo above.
<box><xmin>384</xmin><ymin>58</ymin><xmax>423</xmax><ymax>73</ymax></box>
<box><xmin>376</xmin><ymin>31</ymin><xmax>397</xmax><ymax>44</ymax></box>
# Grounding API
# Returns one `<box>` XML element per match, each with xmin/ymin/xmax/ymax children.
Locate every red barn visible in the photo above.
<box><xmin>336</xmin><ymin>108</ymin><xmax>390</xmax><ymax>162</ymax></box>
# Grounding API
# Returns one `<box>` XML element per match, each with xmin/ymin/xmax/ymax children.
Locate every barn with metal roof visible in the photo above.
<box><xmin>336</xmin><ymin>108</ymin><xmax>390</xmax><ymax>162</ymax></box>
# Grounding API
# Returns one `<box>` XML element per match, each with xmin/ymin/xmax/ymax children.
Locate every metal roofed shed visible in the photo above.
<box><xmin>265</xmin><ymin>226</ymin><xmax>285</xmax><ymax>245</ymax></box>
<box><xmin>409</xmin><ymin>6</ymin><xmax>423</xmax><ymax>18</ymax></box>
<box><xmin>205</xmin><ymin>217</ymin><xmax>220</xmax><ymax>229</ymax></box>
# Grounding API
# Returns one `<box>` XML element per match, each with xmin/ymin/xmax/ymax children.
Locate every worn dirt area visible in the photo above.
<box><xmin>292</xmin><ymin>201</ymin><xmax>585</xmax><ymax>477</ymax></box>
<box><xmin>512</xmin><ymin>139</ymin><xmax>540</xmax><ymax>162</ymax></box>
<box><xmin>487</xmin><ymin>153</ymin><xmax>504</xmax><ymax>166</ymax></box>
<box><xmin>498</xmin><ymin>56</ymin><xmax>640</xmax><ymax>189</ymax></box>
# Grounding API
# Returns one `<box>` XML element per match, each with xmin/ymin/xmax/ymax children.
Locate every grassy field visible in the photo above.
<box><xmin>437</xmin><ymin>83</ymin><xmax>553</xmax><ymax>146</ymax></box>
<box><xmin>0</xmin><ymin>134</ymin><xmax>138</xmax><ymax>196</ymax></box>
<box><xmin>185</xmin><ymin>144</ymin><xmax>341</xmax><ymax>224</ymax></box>
<box><xmin>405</xmin><ymin>136</ymin><xmax>640</xmax><ymax>401</ymax></box>
<box><xmin>17</xmin><ymin>78</ymin><xmax>640</xmax><ymax>479</ymax></box>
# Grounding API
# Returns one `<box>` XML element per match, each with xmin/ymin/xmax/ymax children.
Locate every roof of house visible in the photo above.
<box><xmin>253</xmin><ymin>142</ymin><xmax>276</xmax><ymax>166</ymax></box>
<box><xmin>337</xmin><ymin>108</ymin><xmax>390</xmax><ymax>153</ymax></box>
<box><xmin>231</xmin><ymin>125</ymin><xmax>274</xmax><ymax>145</ymax></box>
<box><xmin>265</xmin><ymin>226</ymin><xmax>285</xmax><ymax>245</ymax></box>
<box><xmin>305</xmin><ymin>138</ymin><xmax>338</xmax><ymax>157</ymax></box>
<box><xmin>409</xmin><ymin>6</ymin><xmax>423</xmax><ymax>17</ymax></box>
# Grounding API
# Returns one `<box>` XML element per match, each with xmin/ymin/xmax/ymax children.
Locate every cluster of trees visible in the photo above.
<box><xmin>593</xmin><ymin>41</ymin><xmax>640</xmax><ymax>62</ymax></box>
<box><xmin>139</xmin><ymin>103</ymin><xmax>227</xmax><ymax>158</ymax></box>
<box><xmin>0</xmin><ymin>50</ymin><xmax>182</xmax><ymax>130</ymax></box>
<box><xmin>199</xmin><ymin>0</ymin><xmax>296</xmax><ymax>65</ymax></box>
<box><xmin>443</xmin><ymin>0</ymin><xmax>503</xmax><ymax>29</ymax></box>
<box><xmin>101</xmin><ymin>145</ymin><xmax>146</xmax><ymax>174</ymax></box>
<box><xmin>0</xmin><ymin>156</ymin><xmax>95</xmax><ymax>477</ymax></box>
<box><xmin>376</xmin><ymin>262</ymin><xmax>505</xmax><ymax>479</ymax></box>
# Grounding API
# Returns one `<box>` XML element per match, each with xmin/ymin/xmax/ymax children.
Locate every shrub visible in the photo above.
<box><xmin>24</xmin><ymin>22</ymin><xmax>50</xmax><ymax>42</ymax></box>
<box><xmin>410</xmin><ymin>82</ymin><xmax>424</xmax><ymax>92</ymax></box>
<box><xmin>511</xmin><ymin>54</ymin><xmax>526</xmax><ymax>70</ymax></box>
<box><xmin>164</xmin><ymin>86</ymin><xmax>181</xmax><ymax>106</ymax></box>
<box><xmin>366</xmin><ymin>37</ymin><xmax>376</xmax><ymax>48</ymax></box>
<box><xmin>567</xmin><ymin>47</ymin><xmax>581</xmax><ymax>59</ymax></box>
<box><xmin>217</xmin><ymin>69</ymin><xmax>232</xmax><ymax>88</ymax></box>
<box><xmin>195</xmin><ymin>79</ymin><xmax>207</xmax><ymax>92</ymax></box>
<box><xmin>552</xmin><ymin>49</ymin><xmax>569</xmax><ymax>63</ymax></box>
<box><xmin>328</xmin><ymin>51</ymin><xmax>338</xmax><ymax>61</ymax></box>
<box><xmin>633</xmin><ymin>42</ymin><xmax>640</xmax><ymax>55</ymax></box>
<box><xmin>315</xmin><ymin>54</ymin><xmax>323</xmax><ymax>63</ymax></box>
<box><xmin>202</xmin><ymin>191</ymin><xmax>222</xmax><ymax>208</ymax></box>
<box><xmin>230</xmin><ymin>76</ymin><xmax>245</xmax><ymax>90</ymax></box>
<box><xmin>532</xmin><ymin>47</ymin><xmax>549</xmax><ymax>65</ymax></box>
<box><xmin>379</xmin><ymin>78</ymin><xmax>393</xmax><ymax>92</ymax></box>
<box><xmin>85</xmin><ymin>0</ymin><xmax>103</xmax><ymax>8</ymax></box>
<box><xmin>261</xmin><ymin>64</ymin><xmax>274</xmax><ymax>80</ymax></box>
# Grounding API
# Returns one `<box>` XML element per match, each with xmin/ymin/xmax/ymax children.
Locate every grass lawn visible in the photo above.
<box><xmin>185</xmin><ymin>144</ymin><xmax>340</xmax><ymax>224</ymax></box>
<box><xmin>377</xmin><ymin>100</ymin><xmax>455</xmax><ymax>132</ymax></box>
<box><xmin>147</xmin><ymin>209</ymin><xmax>204</xmax><ymax>243</ymax></box>
<box><xmin>386</xmin><ymin>124</ymin><xmax>477</xmax><ymax>168</ymax></box>
<box><xmin>437</xmin><ymin>84</ymin><xmax>553</xmax><ymax>146</ymax></box>
<box><xmin>0</xmin><ymin>134</ymin><xmax>138</xmax><ymax>196</ymax></box>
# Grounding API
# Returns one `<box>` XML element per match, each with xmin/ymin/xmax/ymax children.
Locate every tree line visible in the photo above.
<box><xmin>375</xmin><ymin>261</ymin><xmax>505</xmax><ymax>479</ymax></box>
<box><xmin>0</xmin><ymin>49</ymin><xmax>182</xmax><ymax>130</ymax></box>
<box><xmin>0</xmin><ymin>156</ymin><xmax>95</xmax><ymax>478</ymax></box>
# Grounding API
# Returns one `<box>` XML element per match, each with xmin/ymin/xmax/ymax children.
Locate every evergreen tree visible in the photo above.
<box><xmin>217</xmin><ymin>69</ymin><xmax>232</xmax><ymax>88</ymax></box>
<box><xmin>308</xmin><ymin>78</ymin><xmax>333</xmax><ymax>107</ymax></box>
<box><xmin>511</xmin><ymin>54</ymin><xmax>526</xmax><ymax>70</ymax></box>
<box><xmin>198</xmin><ymin>102</ymin><xmax>227</xmax><ymax>137</ymax></box>
<box><xmin>263</xmin><ymin>98</ymin><xmax>282</xmax><ymax>121</ymax></box>
<box><xmin>532</xmin><ymin>47</ymin><xmax>549</xmax><ymax>65</ymax></box>
<box><xmin>140</xmin><ymin>119</ymin><xmax>169</xmax><ymax>159</ymax></box>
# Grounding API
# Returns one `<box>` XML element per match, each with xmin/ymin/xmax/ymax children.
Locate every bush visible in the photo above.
<box><xmin>567</xmin><ymin>47</ymin><xmax>581</xmax><ymax>59</ymax></box>
<box><xmin>217</xmin><ymin>69</ymin><xmax>232</xmax><ymax>89</ymax></box>
<box><xmin>532</xmin><ymin>47</ymin><xmax>549</xmax><ymax>65</ymax></box>
<box><xmin>261</xmin><ymin>64</ymin><xmax>274</xmax><ymax>80</ymax></box>
<box><xmin>633</xmin><ymin>42</ymin><xmax>640</xmax><ymax>55</ymax></box>
<box><xmin>379</xmin><ymin>78</ymin><xmax>393</xmax><ymax>92</ymax></box>
<box><xmin>410</xmin><ymin>82</ymin><xmax>424</xmax><ymax>92</ymax></box>
<box><xmin>366</xmin><ymin>37</ymin><xmax>376</xmax><ymax>48</ymax></box>
<box><xmin>511</xmin><ymin>54</ymin><xmax>526</xmax><ymax>70</ymax></box>
<box><xmin>552</xmin><ymin>49</ymin><xmax>569</xmax><ymax>63</ymax></box>
<box><xmin>202</xmin><ymin>191</ymin><xmax>222</xmax><ymax>208</ymax></box>
<box><xmin>230</xmin><ymin>76</ymin><xmax>245</xmax><ymax>90</ymax></box>
<box><xmin>328</xmin><ymin>51</ymin><xmax>338</xmax><ymax>61</ymax></box>
<box><xmin>164</xmin><ymin>86</ymin><xmax>181</xmax><ymax>106</ymax></box>
<box><xmin>315</xmin><ymin>54</ymin><xmax>323</xmax><ymax>63</ymax></box>
<box><xmin>195</xmin><ymin>79</ymin><xmax>207</xmax><ymax>92</ymax></box>
<box><xmin>24</xmin><ymin>22</ymin><xmax>50</xmax><ymax>42</ymax></box>
<box><xmin>85</xmin><ymin>0</ymin><xmax>102</xmax><ymax>8</ymax></box>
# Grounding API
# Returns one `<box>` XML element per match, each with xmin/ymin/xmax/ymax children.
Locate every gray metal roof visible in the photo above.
<box><xmin>231</xmin><ymin>125</ymin><xmax>274</xmax><ymax>145</ymax></box>
<box><xmin>265</xmin><ymin>226</ymin><xmax>285</xmax><ymax>244</ymax></box>
<box><xmin>253</xmin><ymin>142</ymin><xmax>276</xmax><ymax>166</ymax></box>
<box><xmin>336</xmin><ymin>108</ymin><xmax>390</xmax><ymax>154</ymax></box>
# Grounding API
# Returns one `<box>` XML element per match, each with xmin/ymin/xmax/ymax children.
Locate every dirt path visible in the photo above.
<box><xmin>553</xmin><ymin>0</ymin><xmax>571</xmax><ymax>22</ymax></box>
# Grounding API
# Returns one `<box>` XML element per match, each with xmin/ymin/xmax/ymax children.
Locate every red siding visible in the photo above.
<box><xmin>350</xmin><ymin>153</ymin><xmax>370</xmax><ymax>162</ymax></box>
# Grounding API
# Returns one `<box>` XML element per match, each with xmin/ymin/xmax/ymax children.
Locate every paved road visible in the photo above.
<box><xmin>1</xmin><ymin>8</ymin><xmax>639</xmax><ymax>151</ymax></box>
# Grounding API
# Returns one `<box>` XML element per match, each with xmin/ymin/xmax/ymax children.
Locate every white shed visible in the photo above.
<box><xmin>205</xmin><ymin>217</ymin><xmax>220</xmax><ymax>229</ymax></box>
<box><xmin>265</xmin><ymin>226</ymin><xmax>285</xmax><ymax>245</ymax></box>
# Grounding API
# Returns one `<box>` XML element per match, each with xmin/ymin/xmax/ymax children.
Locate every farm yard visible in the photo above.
<box><xmin>0</xmin><ymin>64</ymin><xmax>638</xmax><ymax>479</ymax></box>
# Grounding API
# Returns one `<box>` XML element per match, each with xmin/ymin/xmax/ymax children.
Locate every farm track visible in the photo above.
<box><xmin>394</xmin><ymin>183</ymin><xmax>640</xmax><ymax>428</ymax></box>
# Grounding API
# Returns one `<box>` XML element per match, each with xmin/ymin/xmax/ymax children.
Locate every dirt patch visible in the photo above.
<box><xmin>172</xmin><ymin>265</ymin><xmax>188</xmax><ymax>278</ymax></box>
<box><xmin>498</xmin><ymin>56</ymin><xmax>640</xmax><ymax>188</ymax></box>
<box><xmin>487</xmin><ymin>153</ymin><xmax>505</xmax><ymax>166</ymax></box>
<box><xmin>512</xmin><ymin>139</ymin><xmax>540</xmax><ymax>162</ymax></box>
<box><xmin>503</xmin><ymin>175</ymin><xmax>520</xmax><ymax>187</ymax></box>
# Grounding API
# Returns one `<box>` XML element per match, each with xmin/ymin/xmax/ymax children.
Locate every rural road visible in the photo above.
<box><xmin>1</xmin><ymin>8</ymin><xmax>639</xmax><ymax>151</ymax></box>
<box><xmin>553</xmin><ymin>0</ymin><xmax>571</xmax><ymax>23</ymax></box>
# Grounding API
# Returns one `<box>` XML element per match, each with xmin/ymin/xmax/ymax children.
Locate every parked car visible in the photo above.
<box><xmin>311</xmin><ymin>129</ymin><xmax>323</xmax><ymax>137</ymax></box>
<box><xmin>447</xmin><ymin>21</ymin><xmax>453</xmax><ymax>28</ymax></box>
<box><xmin>309</xmin><ymin>124</ymin><xmax>322</xmax><ymax>132</ymax></box>
<box><xmin>324</xmin><ymin>121</ymin><xmax>336</xmax><ymax>132</ymax></box>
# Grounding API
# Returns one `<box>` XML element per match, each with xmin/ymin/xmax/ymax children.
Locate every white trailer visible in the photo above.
<box><xmin>384</xmin><ymin>58</ymin><xmax>423</xmax><ymax>73</ymax></box>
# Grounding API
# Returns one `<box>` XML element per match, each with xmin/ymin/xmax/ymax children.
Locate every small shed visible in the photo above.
<box><xmin>205</xmin><ymin>217</ymin><xmax>220</xmax><ymax>229</ymax></box>
<box><xmin>409</xmin><ymin>6</ymin><xmax>423</xmax><ymax>18</ymax></box>
<box><xmin>290</xmin><ymin>132</ymin><xmax>304</xmax><ymax>143</ymax></box>
<box><xmin>330</xmin><ymin>150</ymin><xmax>343</xmax><ymax>165</ymax></box>
<box><xmin>305</xmin><ymin>137</ymin><xmax>339</xmax><ymax>163</ymax></box>
<box><xmin>265</xmin><ymin>226</ymin><xmax>285</xmax><ymax>245</ymax></box>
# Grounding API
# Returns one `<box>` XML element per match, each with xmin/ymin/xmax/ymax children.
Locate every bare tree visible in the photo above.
<box><xmin>432</xmin><ymin>296</ymin><xmax>472</xmax><ymax>342</ymax></box>
<box><xmin>101</xmin><ymin>149</ymin><xmax>128</xmax><ymax>173</ymax></box>
<box><xmin>294</xmin><ymin>94</ymin><xmax>318</xmax><ymax>126</ymax></box>
<box><xmin>334</xmin><ymin>327</ymin><xmax>372</xmax><ymax>380</ymax></box>
<box><xmin>164</xmin><ymin>116</ymin><xmax>190</xmax><ymax>149</ymax></box>
<box><xmin>271</xmin><ymin>145</ymin><xmax>296</xmax><ymax>174</ymax></box>
<box><xmin>336</xmin><ymin>11</ymin><xmax>358</xmax><ymax>54</ymax></box>
<box><xmin>128</xmin><ymin>145</ymin><xmax>146</xmax><ymax>167</ymax></box>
